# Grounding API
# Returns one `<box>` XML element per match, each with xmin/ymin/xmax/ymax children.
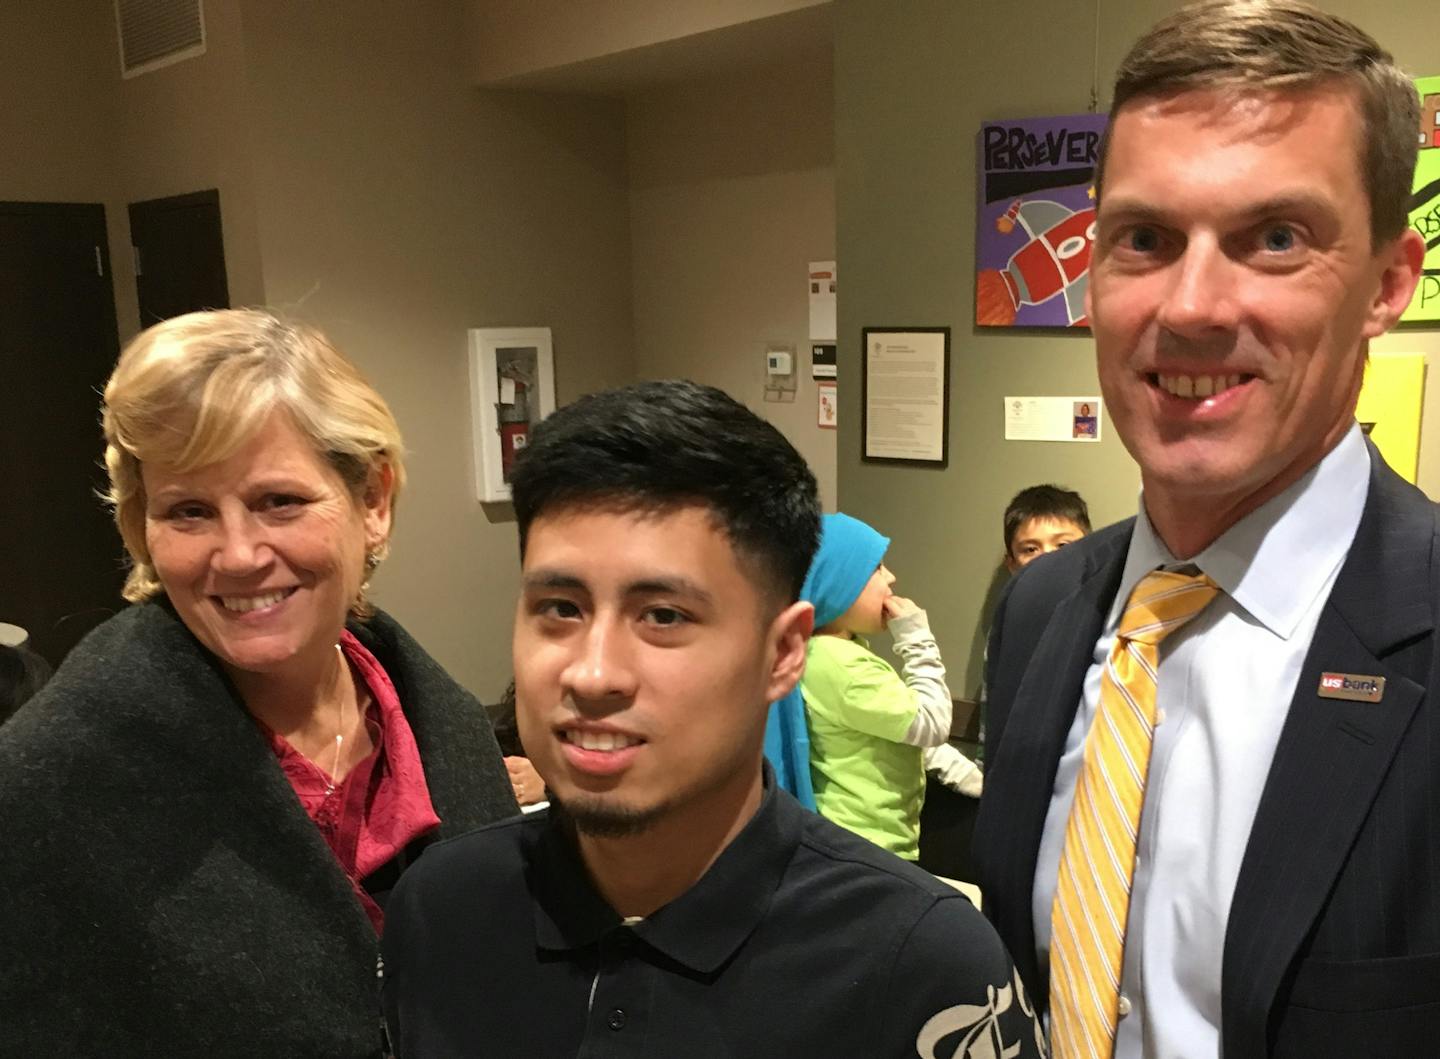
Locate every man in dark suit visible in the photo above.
<box><xmin>972</xmin><ymin>3</ymin><xmax>1433</xmax><ymax>1058</ymax></box>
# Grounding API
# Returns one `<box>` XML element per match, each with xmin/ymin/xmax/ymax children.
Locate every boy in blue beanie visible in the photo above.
<box><xmin>800</xmin><ymin>513</ymin><xmax>976</xmax><ymax>860</ymax></box>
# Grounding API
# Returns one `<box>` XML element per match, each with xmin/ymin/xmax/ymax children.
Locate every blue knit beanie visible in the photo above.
<box><xmin>764</xmin><ymin>512</ymin><xmax>889</xmax><ymax>809</ymax></box>
<box><xmin>802</xmin><ymin>512</ymin><xmax>891</xmax><ymax>627</ymax></box>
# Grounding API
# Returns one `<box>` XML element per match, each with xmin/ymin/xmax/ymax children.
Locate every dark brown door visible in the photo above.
<box><xmin>0</xmin><ymin>202</ymin><xmax>125</xmax><ymax>665</ymax></box>
<box><xmin>129</xmin><ymin>189</ymin><xmax>229</xmax><ymax>326</ymax></box>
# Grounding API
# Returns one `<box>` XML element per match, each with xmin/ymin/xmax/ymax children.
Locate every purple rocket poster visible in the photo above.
<box><xmin>976</xmin><ymin>113</ymin><xmax>1109</xmax><ymax>328</ymax></box>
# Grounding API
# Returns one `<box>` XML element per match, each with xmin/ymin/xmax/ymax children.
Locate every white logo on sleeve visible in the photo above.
<box><xmin>915</xmin><ymin>968</ymin><xmax>1047</xmax><ymax>1059</ymax></box>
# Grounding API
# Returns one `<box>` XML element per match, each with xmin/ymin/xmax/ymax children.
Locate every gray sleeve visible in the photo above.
<box><xmin>887</xmin><ymin>609</ymin><xmax>953</xmax><ymax>748</ymax></box>
<box><xmin>923</xmin><ymin>741</ymin><xmax>983</xmax><ymax>797</ymax></box>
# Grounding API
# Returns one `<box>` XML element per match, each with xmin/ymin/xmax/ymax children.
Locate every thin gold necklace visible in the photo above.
<box><xmin>325</xmin><ymin>644</ymin><xmax>347</xmax><ymax>796</ymax></box>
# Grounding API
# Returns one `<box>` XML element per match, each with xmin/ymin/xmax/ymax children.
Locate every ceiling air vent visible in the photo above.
<box><xmin>115</xmin><ymin>0</ymin><xmax>206</xmax><ymax>78</ymax></box>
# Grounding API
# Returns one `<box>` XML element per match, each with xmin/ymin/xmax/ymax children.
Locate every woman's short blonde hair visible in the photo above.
<box><xmin>102</xmin><ymin>309</ymin><xmax>406</xmax><ymax>605</ymax></box>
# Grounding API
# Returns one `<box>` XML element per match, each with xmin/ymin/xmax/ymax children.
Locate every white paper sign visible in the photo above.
<box><xmin>866</xmin><ymin>332</ymin><xmax>947</xmax><ymax>461</ymax></box>
<box><xmin>1004</xmin><ymin>396</ymin><xmax>1103</xmax><ymax>442</ymax></box>
<box><xmin>808</xmin><ymin>260</ymin><xmax>836</xmax><ymax>341</ymax></box>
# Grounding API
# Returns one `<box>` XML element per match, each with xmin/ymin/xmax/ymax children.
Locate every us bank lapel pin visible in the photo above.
<box><xmin>1317</xmin><ymin>672</ymin><xmax>1386</xmax><ymax>703</ymax></box>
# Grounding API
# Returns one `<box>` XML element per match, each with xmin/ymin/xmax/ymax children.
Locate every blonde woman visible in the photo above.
<box><xmin>0</xmin><ymin>310</ymin><xmax>515</xmax><ymax>1056</ymax></box>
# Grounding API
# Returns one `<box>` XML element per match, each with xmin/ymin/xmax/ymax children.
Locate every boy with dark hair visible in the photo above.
<box><xmin>973</xmin><ymin>485</ymin><xmax>1093</xmax><ymax>769</ymax></box>
<box><xmin>1002</xmin><ymin>484</ymin><xmax>1091</xmax><ymax>572</ymax></box>
<box><xmin>382</xmin><ymin>380</ymin><xmax>1043</xmax><ymax>1057</ymax></box>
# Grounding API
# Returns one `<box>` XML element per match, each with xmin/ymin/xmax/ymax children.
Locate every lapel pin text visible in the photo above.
<box><xmin>1317</xmin><ymin>672</ymin><xmax>1385</xmax><ymax>703</ymax></box>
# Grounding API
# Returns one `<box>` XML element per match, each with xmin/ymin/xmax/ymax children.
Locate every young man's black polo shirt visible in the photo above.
<box><xmin>382</xmin><ymin>774</ymin><xmax>1043</xmax><ymax>1058</ymax></box>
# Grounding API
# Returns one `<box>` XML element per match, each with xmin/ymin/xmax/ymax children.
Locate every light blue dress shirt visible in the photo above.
<box><xmin>1032</xmin><ymin>424</ymin><xmax>1370</xmax><ymax>1059</ymax></box>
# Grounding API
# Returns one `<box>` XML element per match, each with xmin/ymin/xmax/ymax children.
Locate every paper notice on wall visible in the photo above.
<box><xmin>1004</xmin><ymin>396</ymin><xmax>1103</xmax><ymax>442</ymax></box>
<box><xmin>866</xmin><ymin>331</ymin><xmax>947</xmax><ymax>461</ymax></box>
<box><xmin>809</xmin><ymin>260</ymin><xmax>836</xmax><ymax>341</ymax></box>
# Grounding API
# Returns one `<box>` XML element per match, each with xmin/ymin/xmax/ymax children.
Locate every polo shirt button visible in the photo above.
<box><xmin>1117</xmin><ymin>994</ymin><xmax>1132</xmax><ymax>1018</ymax></box>
<box><xmin>607</xmin><ymin>1008</ymin><xmax>626</xmax><ymax>1031</ymax></box>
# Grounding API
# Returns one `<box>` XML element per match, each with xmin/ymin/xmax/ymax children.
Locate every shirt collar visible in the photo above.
<box><xmin>531</xmin><ymin>764</ymin><xmax>801</xmax><ymax>974</ymax></box>
<box><xmin>1119</xmin><ymin>423</ymin><xmax>1370</xmax><ymax>640</ymax></box>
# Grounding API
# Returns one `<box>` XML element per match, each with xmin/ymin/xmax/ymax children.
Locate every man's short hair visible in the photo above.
<box><xmin>510</xmin><ymin>380</ymin><xmax>820</xmax><ymax>602</ymax></box>
<box><xmin>1003</xmin><ymin>484</ymin><xmax>1091</xmax><ymax>556</ymax></box>
<box><xmin>1095</xmin><ymin>0</ymin><xmax>1420</xmax><ymax>244</ymax></box>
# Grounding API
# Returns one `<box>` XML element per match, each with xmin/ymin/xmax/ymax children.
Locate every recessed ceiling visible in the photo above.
<box><xmin>484</xmin><ymin>4</ymin><xmax>833</xmax><ymax>98</ymax></box>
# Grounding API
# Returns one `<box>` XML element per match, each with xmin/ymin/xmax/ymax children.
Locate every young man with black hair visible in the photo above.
<box><xmin>382</xmin><ymin>380</ymin><xmax>1043</xmax><ymax>1057</ymax></box>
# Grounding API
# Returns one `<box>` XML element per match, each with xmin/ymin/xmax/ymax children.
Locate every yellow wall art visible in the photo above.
<box><xmin>1355</xmin><ymin>353</ymin><xmax>1427</xmax><ymax>482</ymax></box>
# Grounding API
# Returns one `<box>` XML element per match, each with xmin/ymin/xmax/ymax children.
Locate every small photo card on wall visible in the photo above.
<box><xmin>817</xmin><ymin>380</ymin><xmax>837</xmax><ymax>429</ymax></box>
<box><xmin>1004</xmin><ymin>396</ymin><xmax>1103</xmax><ymax>442</ymax></box>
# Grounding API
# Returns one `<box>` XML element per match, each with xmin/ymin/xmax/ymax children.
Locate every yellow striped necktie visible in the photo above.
<box><xmin>1048</xmin><ymin>568</ymin><xmax>1219</xmax><ymax>1059</ymax></box>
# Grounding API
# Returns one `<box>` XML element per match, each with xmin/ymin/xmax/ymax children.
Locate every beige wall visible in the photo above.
<box><xmin>0</xmin><ymin>0</ymin><xmax>132</xmax><ymax>332</ymax></box>
<box><xmin>0</xmin><ymin>0</ymin><xmax>266</xmax><ymax>342</ymax></box>
<box><xmin>113</xmin><ymin>0</ymin><xmax>266</xmax><ymax>336</ymax></box>
<box><xmin>0</xmin><ymin>3</ymin><xmax>116</xmax><ymax>200</ymax></box>
<box><xmin>470</xmin><ymin>0</ymin><xmax>827</xmax><ymax>84</ymax></box>
<box><xmin>240</xmin><ymin>0</ymin><xmax>635</xmax><ymax>698</ymax></box>
<box><xmin>835</xmin><ymin>0</ymin><xmax>1440</xmax><ymax>696</ymax></box>
<box><xmin>628</xmin><ymin>58</ymin><xmax>837</xmax><ymax>509</ymax></box>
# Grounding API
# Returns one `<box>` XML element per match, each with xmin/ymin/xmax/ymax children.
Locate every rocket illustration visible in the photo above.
<box><xmin>976</xmin><ymin>197</ymin><xmax>1097</xmax><ymax>327</ymax></box>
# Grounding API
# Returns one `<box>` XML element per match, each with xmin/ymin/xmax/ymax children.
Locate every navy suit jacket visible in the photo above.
<box><xmin>973</xmin><ymin>445</ymin><xmax>1440</xmax><ymax>1058</ymax></box>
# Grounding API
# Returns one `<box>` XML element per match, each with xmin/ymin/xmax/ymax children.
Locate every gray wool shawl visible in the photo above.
<box><xmin>0</xmin><ymin>601</ymin><xmax>516</xmax><ymax>1057</ymax></box>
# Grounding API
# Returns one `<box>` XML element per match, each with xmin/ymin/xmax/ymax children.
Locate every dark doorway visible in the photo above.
<box><xmin>129</xmin><ymin>189</ymin><xmax>229</xmax><ymax>326</ymax></box>
<box><xmin>0</xmin><ymin>202</ymin><xmax>125</xmax><ymax>665</ymax></box>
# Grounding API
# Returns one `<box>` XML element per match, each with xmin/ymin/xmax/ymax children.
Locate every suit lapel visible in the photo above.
<box><xmin>979</xmin><ymin>531</ymin><xmax>1129</xmax><ymax>998</ymax></box>
<box><xmin>1222</xmin><ymin>453</ymin><xmax>1437</xmax><ymax>1056</ymax></box>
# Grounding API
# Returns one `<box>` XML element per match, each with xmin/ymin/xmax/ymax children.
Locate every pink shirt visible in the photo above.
<box><xmin>262</xmin><ymin>630</ymin><xmax>441</xmax><ymax>933</ymax></box>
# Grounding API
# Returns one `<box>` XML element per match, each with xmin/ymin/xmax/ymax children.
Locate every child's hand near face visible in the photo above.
<box><xmin>883</xmin><ymin>595</ymin><xmax>919</xmax><ymax>622</ymax></box>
